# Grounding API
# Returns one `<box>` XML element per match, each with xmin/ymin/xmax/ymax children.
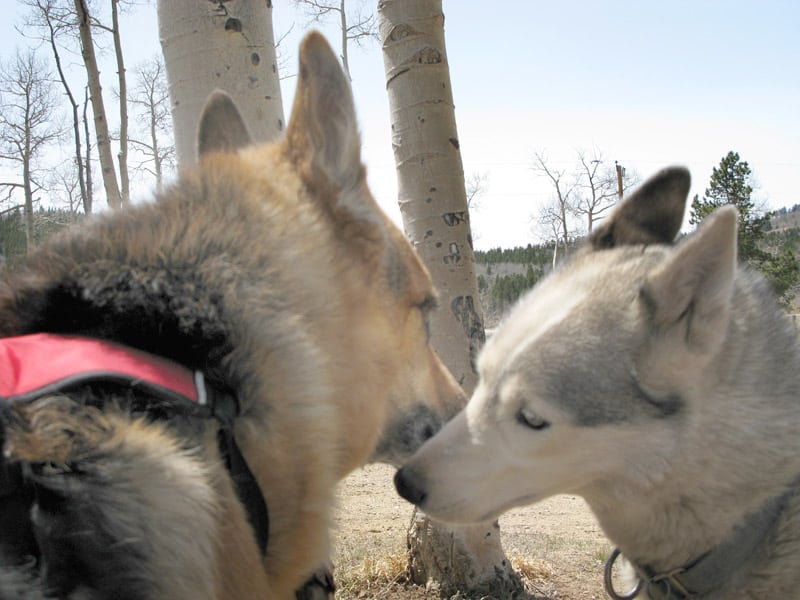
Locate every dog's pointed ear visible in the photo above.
<box><xmin>197</xmin><ymin>91</ymin><xmax>252</xmax><ymax>158</ymax></box>
<box><xmin>641</xmin><ymin>206</ymin><xmax>737</xmax><ymax>350</ymax></box>
<box><xmin>590</xmin><ymin>167</ymin><xmax>690</xmax><ymax>249</ymax></box>
<box><xmin>285</xmin><ymin>31</ymin><xmax>363</xmax><ymax>193</ymax></box>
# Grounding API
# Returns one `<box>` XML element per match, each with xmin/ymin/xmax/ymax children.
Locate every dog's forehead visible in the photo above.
<box><xmin>481</xmin><ymin>246</ymin><xmax>667</xmax><ymax>368</ymax></box>
<box><xmin>478</xmin><ymin>246</ymin><xmax>675</xmax><ymax>424</ymax></box>
<box><xmin>481</xmin><ymin>279</ymin><xmax>588</xmax><ymax>378</ymax></box>
<box><xmin>481</xmin><ymin>250</ymin><xmax>628</xmax><ymax>373</ymax></box>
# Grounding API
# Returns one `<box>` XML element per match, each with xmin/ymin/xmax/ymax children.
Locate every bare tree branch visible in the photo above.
<box><xmin>128</xmin><ymin>55</ymin><xmax>174</xmax><ymax>192</ymax></box>
<box><xmin>0</xmin><ymin>48</ymin><xmax>63</xmax><ymax>249</ymax></box>
<box><xmin>532</xmin><ymin>150</ymin><xmax>577</xmax><ymax>259</ymax></box>
<box><xmin>292</xmin><ymin>0</ymin><xmax>378</xmax><ymax>79</ymax></box>
<box><xmin>20</xmin><ymin>0</ymin><xmax>91</xmax><ymax>214</ymax></box>
<box><xmin>572</xmin><ymin>148</ymin><xmax>619</xmax><ymax>233</ymax></box>
<box><xmin>465</xmin><ymin>171</ymin><xmax>488</xmax><ymax>212</ymax></box>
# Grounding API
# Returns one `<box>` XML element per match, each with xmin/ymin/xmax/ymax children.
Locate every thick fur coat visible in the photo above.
<box><xmin>0</xmin><ymin>32</ymin><xmax>464</xmax><ymax>599</ymax></box>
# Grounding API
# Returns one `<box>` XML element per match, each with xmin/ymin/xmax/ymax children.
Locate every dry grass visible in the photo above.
<box><xmin>334</xmin><ymin>550</ymin><xmax>565</xmax><ymax>600</ymax></box>
<box><xmin>334</xmin><ymin>465</ymin><xmax>611</xmax><ymax>599</ymax></box>
<box><xmin>335</xmin><ymin>552</ymin><xmax>410</xmax><ymax>599</ymax></box>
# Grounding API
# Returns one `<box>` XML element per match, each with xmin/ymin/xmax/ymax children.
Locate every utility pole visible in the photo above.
<box><xmin>615</xmin><ymin>161</ymin><xmax>625</xmax><ymax>199</ymax></box>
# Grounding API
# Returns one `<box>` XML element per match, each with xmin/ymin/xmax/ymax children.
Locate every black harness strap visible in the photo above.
<box><xmin>208</xmin><ymin>387</ymin><xmax>269</xmax><ymax>555</ymax></box>
<box><xmin>0</xmin><ymin>334</ymin><xmax>270</xmax><ymax>556</ymax></box>
<box><xmin>217</xmin><ymin>427</ymin><xmax>270</xmax><ymax>554</ymax></box>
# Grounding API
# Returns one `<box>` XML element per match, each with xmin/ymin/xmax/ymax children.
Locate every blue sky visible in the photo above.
<box><xmin>2</xmin><ymin>0</ymin><xmax>798</xmax><ymax>250</ymax></box>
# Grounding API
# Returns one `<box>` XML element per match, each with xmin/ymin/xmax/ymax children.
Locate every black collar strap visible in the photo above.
<box><xmin>604</xmin><ymin>484</ymin><xmax>794</xmax><ymax>599</ymax></box>
<box><xmin>0</xmin><ymin>333</ymin><xmax>268</xmax><ymax>555</ymax></box>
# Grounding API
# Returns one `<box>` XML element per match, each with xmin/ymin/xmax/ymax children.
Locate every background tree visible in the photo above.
<box><xmin>158</xmin><ymin>0</ymin><xmax>285</xmax><ymax>166</ymax></box>
<box><xmin>21</xmin><ymin>0</ymin><xmax>90</xmax><ymax>213</ymax></box>
<box><xmin>110</xmin><ymin>0</ymin><xmax>129</xmax><ymax>204</ymax></box>
<box><xmin>533</xmin><ymin>149</ymin><xmax>638</xmax><ymax>265</ymax></box>
<box><xmin>465</xmin><ymin>171</ymin><xmax>488</xmax><ymax>212</ymax></box>
<box><xmin>690</xmin><ymin>151</ymin><xmax>769</xmax><ymax>263</ymax></box>
<box><xmin>293</xmin><ymin>0</ymin><xmax>378</xmax><ymax>80</ymax></box>
<box><xmin>75</xmin><ymin>0</ymin><xmax>122</xmax><ymax>208</ymax></box>
<box><xmin>465</xmin><ymin>171</ymin><xmax>488</xmax><ymax>242</ymax></box>
<box><xmin>533</xmin><ymin>151</ymin><xmax>576</xmax><ymax>265</ymax></box>
<box><xmin>47</xmin><ymin>161</ymin><xmax>84</xmax><ymax>213</ymax></box>
<box><xmin>0</xmin><ymin>48</ymin><xmax>62</xmax><ymax>250</ymax></box>
<box><xmin>691</xmin><ymin>150</ymin><xmax>799</xmax><ymax>304</ymax></box>
<box><xmin>82</xmin><ymin>85</ymin><xmax>93</xmax><ymax>212</ymax></box>
<box><xmin>537</xmin><ymin>196</ymin><xmax>572</xmax><ymax>268</ymax></box>
<box><xmin>574</xmin><ymin>150</ymin><xmax>636</xmax><ymax>232</ymax></box>
<box><xmin>379</xmin><ymin>1</ymin><xmax>520</xmax><ymax>596</ymax></box>
<box><xmin>129</xmin><ymin>55</ymin><xmax>174</xmax><ymax>192</ymax></box>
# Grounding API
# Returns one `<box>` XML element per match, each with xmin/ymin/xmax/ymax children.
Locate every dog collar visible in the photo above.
<box><xmin>0</xmin><ymin>333</ymin><xmax>269</xmax><ymax>555</ymax></box>
<box><xmin>604</xmin><ymin>484</ymin><xmax>794</xmax><ymax>600</ymax></box>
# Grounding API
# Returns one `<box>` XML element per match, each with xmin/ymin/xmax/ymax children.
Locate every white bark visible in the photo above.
<box><xmin>158</xmin><ymin>0</ymin><xmax>285</xmax><ymax>167</ymax></box>
<box><xmin>111</xmin><ymin>0</ymin><xmax>129</xmax><ymax>205</ymax></box>
<box><xmin>378</xmin><ymin>0</ymin><xmax>521</xmax><ymax>595</ymax></box>
<box><xmin>75</xmin><ymin>0</ymin><xmax>122</xmax><ymax>209</ymax></box>
<box><xmin>379</xmin><ymin>0</ymin><xmax>483</xmax><ymax>392</ymax></box>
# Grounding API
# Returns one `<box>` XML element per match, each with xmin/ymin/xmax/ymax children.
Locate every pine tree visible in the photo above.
<box><xmin>691</xmin><ymin>151</ymin><xmax>798</xmax><ymax>304</ymax></box>
<box><xmin>689</xmin><ymin>151</ymin><xmax>770</xmax><ymax>264</ymax></box>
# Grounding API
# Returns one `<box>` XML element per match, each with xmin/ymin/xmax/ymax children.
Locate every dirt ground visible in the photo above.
<box><xmin>332</xmin><ymin>464</ymin><xmax>614</xmax><ymax>599</ymax></box>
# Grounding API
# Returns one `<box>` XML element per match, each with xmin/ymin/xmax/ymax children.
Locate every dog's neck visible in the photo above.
<box><xmin>586</xmin><ymin>409</ymin><xmax>800</xmax><ymax>600</ymax></box>
<box><xmin>597</xmin><ymin>478</ymin><xmax>798</xmax><ymax>599</ymax></box>
<box><xmin>589</xmin><ymin>288</ymin><xmax>800</xmax><ymax>577</ymax></box>
<box><xmin>584</xmin><ymin>428</ymin><xmax>800</xmax><ymax>571</ymax></box>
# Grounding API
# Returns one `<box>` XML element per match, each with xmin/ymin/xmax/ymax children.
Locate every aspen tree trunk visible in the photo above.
<box><xmin>158</xmin><ymin>0</ymin><xmax>285</xmax><ymax>166</ymax></box>
<box><xmin>111</xmin><ymin>0</ymin><xmax>129</xmax><ymax>205</ymax></box>
<box><xmin>74</xmin><ymin>0</ymin><xmax>122</xmax><ymax>209</ymax></box>
<box><xmin>83</xmin><ymin>87</ymin><xmax>93</xmax><ymax>214</ymax></box>
<box><xmin>378</xmin><ymin>1</ymin><xmax>521</xmax><ymax>596</ymax></box>
<box><xmin>339</xmin><ymin>0</ymin><xmax>351</xmax><ymax>79</ymax></box>
<box><xmin>149</xmin><ymin>107</ymin><xmax>163</xmax><ymax>192</ymax></box>
<box><xmin>22</xmin><ymin>147</ymin><xmax>34</xmax><ymax>251</ymax></box>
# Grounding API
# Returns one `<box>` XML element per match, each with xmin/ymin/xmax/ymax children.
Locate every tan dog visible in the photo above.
<box><xmin>0</xmin><ymin>32</ymin><xmax>463</xmax><ymax>599</ymax></box>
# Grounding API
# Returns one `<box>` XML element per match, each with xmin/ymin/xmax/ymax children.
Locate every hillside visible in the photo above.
<box><xmin>474</xmin><ymin>205</ymin><xmax>800</xmax><ymax>324</ymax></box>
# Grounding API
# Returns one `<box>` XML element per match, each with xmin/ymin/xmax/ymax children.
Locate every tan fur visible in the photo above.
<box><xmin>0</xmin><ymin>32</ymin><xmax>463</xmax><ymax>599</ymax></box>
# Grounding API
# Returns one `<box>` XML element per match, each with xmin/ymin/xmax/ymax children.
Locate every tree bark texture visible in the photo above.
<box><xmin>158</xmin><ymin>0</ymin><xmax>285</xmax><ymax>167</ymax></box>
<box><xmin>407</xmin><ymin>510</ymin><xmax>523</xmax><ymax>598</ymax></box>
<box><xmin>22</xmin><ymin>145</ymin><xmax>34</xmax><ymax>251</ymax></box>
<box><xmin>111</xmin><ymin>0</ymin><xmax>129</xmax><ymax>205</ymax></box>
<box><xmin>82</xmin><ymin>86</ymin><xmax>93</xmax><ymax>214</ymax></box>
<box><xmin>378</xmin><ymin>0</ymin><xmax>483</xmax><ymax>393</ymax></box>
<box><xmin>74</xmin><ymin>0</ymin><xmax>122</xmax><ymax>209</ymax></box>
<box><xmin>378</xmin><ymin>1</ymin><xmax>521</xmax><ymax>596</ymax></box>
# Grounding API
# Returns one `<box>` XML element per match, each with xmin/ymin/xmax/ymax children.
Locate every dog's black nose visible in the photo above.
<box><xmin>394</xmin><ymin>466</ymin><xmax>427</xmax><ymax>506</ymax></box>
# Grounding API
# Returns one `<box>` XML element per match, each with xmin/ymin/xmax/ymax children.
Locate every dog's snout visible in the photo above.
<box><xmin>394</xmin><ymin>465</ymin><xmax>427</xmax><ymax>506</ymax></box>
<box><xmin>421</xmin><ymin>423</ymin><xmax>436</xmax><ymax>442</ymax></box>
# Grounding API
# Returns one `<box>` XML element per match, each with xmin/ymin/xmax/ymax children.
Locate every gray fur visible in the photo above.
<box><xmin>396</xmin><ymin>166</ymin><xmax>800</xmax><ymax>598</ymax></box>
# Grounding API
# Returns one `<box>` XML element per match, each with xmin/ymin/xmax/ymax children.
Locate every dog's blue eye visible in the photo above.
<box><xmin>517</xmin><ymin>407</ymin><xmax>549</xmax><ymax>431</ymax></box>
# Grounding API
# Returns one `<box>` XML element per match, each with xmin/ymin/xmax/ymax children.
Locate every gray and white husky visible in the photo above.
<box><xmin>395</xmin><ymin>167</ymin><xmax>800</xmax><ymax>599</ymax></box>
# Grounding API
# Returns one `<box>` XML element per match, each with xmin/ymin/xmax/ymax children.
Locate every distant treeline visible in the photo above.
<box><xmin>473</xmin><ymin>202</ymin><xmax>800</xmax><ymax>319</ymax></box>
<box><xmin>474</xmin><ymin>243</ymin><xmax>557</xmax><ymax>319</ymax></box>
<box><xmin>771</xmin><ymin>205</ymin><xmax>800</xmax><ymax>218</ymax></box>
<box><xmin>478</xmin><ymin>265</ymin><xmax>542</xmax><ymax>308</ymax></box>
<box><xmin>474</xmin><ymin>243</ymin><xmax>554</xmax><ymax>266</ymax></box>
<box><xmin>0</xmin><ymin>208</ymin><xmax>83</xmax><ymax>268</ymax></box>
